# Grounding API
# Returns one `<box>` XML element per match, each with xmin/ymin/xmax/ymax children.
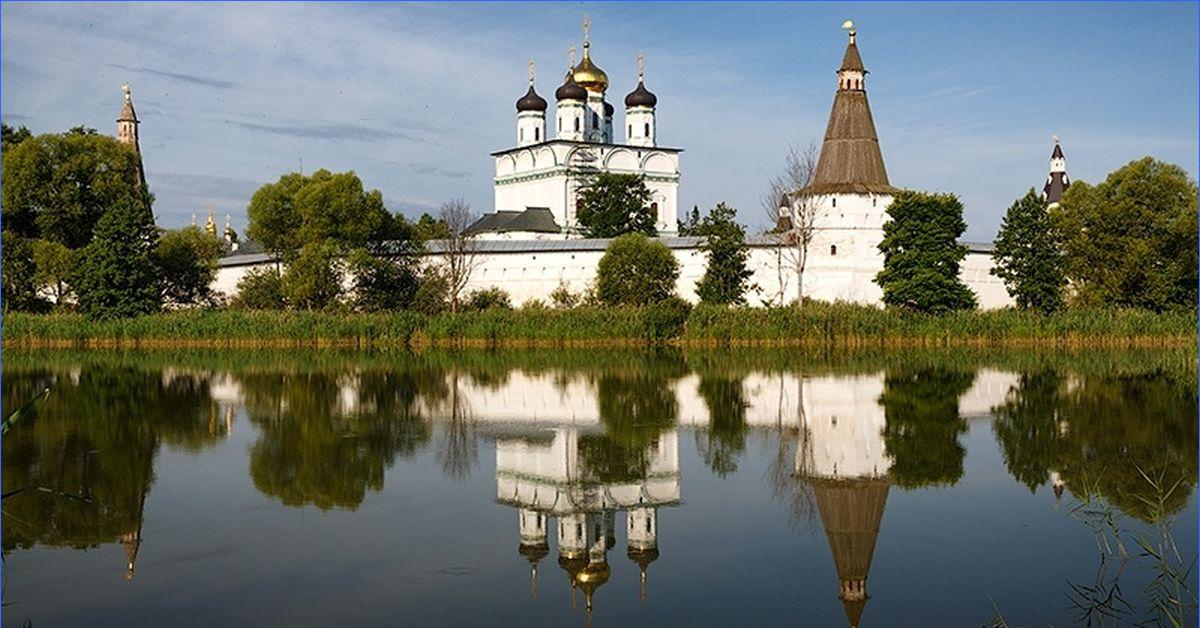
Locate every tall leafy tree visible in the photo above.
<box><xmin>576</xmin><ymin>173</ymin><xmax>656</xmax><ymax>238</ymax></box>
<box><xmin>1</xmin><ymin>128</ymin><xmax>150</xmax><ymax>248</ymax></box>
<box><xmin>1</xmin><ymin>122</ymin><xmax>31</xmax><ymax>152</ymax></box>
<box><xmin>281</xmin><ymin>241</ymin><xmax>343</xmax><ymax>310</ymax></box>
<box><xmin>152</xmin><ymin>226</ymin><xmax>225</xmax><ymax>307</ymax></box>
<box><xmin>879</xmin><ymin>367</ymin><xmax>975</xmax><ymax>488</ymax></box>
<box><xmin>596</xmin><ymin>233</ymin><xmax>679</xmax><ymax>306</ymax></box>
<box><xmin>991</xmin><ymin>188</ymin><xmax>1066</xmax><ymax>312</ymax></box>
<box><xmin>876</xmin><ymin>191</ymin><xmax>976</xmax><ymax>313</ymax></box>
<box><xmin>1</xmin><ymin>231</ymin><xmax>41</xmax><ymax>313</ymax></box>
<box><xmin>31</xmin><ymin>239</ymin><xmax>78</xmax><ymax>305</ymax></box>
<box><xmin>1053</xmin><ymin>157</ymin><xmax>1198</xmax><ymax>310</ymax></box>
<box><xmin>72</xmin><ymin>197</ymin><xmax>160</xmax><ymax>319</ymax></box>
<box><xmin>676</xmin><ymin>205</ymin><xmax>702</xmax><ymax>236</ymax></box>
<box><xmin>695</xmin><ymin>203</ymin><xmax>753</xmax><ymax>305</ymax></box>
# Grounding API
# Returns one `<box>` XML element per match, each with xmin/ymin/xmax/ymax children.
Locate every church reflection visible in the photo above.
<box><xmin>495</xmin><ymin>427</ymin><xmax>680</xmax><ymax>613</ymax></box>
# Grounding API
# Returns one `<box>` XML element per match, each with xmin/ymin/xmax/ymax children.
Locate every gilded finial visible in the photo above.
<box><xmin>1052</xmin><ymin>133</ymin><xmax>1060</xmax><ymax>144</ymax></box>
<box><xmin>637</xmin><ymin>51</ymin><xmax>644</xmax><ymax>81</ymax></box>
<box><xmin>582</xmin><ymin>14</ymin><xmax>591</xmax><ymax>46</ymax></box>
<box><xmin>528</xmin><ymin>58</ymin><xmax>535</xmax><ymax>85</ymax></box>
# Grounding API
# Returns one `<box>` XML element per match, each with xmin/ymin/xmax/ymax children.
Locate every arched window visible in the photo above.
<box><xmin>830</xmin><ymin>244</ymin><xmax>838</xmax><ymax>256</ymax></box>
<box><xmin>651</xmin><ymin>201</ymin><xmax>659</xmax><ymax>220</ymax></box>
<box><xmin>574</xmin><ymin>117</ymin><xmax>580</xmax><ymax>132</ymax></box>
<box><xmin>644</xmin><ymin>122</ymin><xmax>650</xmax><ymax>137</ymax></box>
<box><xmin>520</xmin><ymin>128</ymin><xmax>524</xmax><ymax>141</ymax></box>
<box><xmin>832</xmin><ymin>197</ymin><xmax>837</xmax><ymax>208</ymax></box>
<box><xmin>592</xmin><ymin>112</ymin><xmax>599</xmax><ymax>127</ymax></box>
<box><xmin>534</xmin><ymin>128</ymin><xmax>540</xmax><ymax>141</ymax></box>
<box><xmin>557</xmin><ymin>118</ymin><xmax>561</xmax><ymax>132</ymax></box>
<box><xmin>628</xmin><ymin>124</ymin><xmax>632</xmax><ymax>137</ymax></box>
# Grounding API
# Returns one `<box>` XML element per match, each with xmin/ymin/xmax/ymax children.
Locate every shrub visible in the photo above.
<box><xmin>550</xmin><ymin>281</ymin><xmax>580</xmax><ymax>309</ymax></box>
<box><xmin>596</xmin><ymin>233</ymin><xmax>679</xmax><ymax>306</ymax></box>
<box><xmin>464</xmin><ymin>287</ymin><xmax>512</xmax><ymax>311</ymax></box>
<box><xmin>412</xmin><ymin>266</ymin><xmax>450</xmax><ymax>315</ymax></box>
<box><xmin>349</xmin><ymin>249</ymin><xmax>419</xmax><ymax>312</ymax></box>
<box><xmin>153</xmin><ymin>225</ymin><xmax>225</xmax><ymax>308</ymax></box>
<box><xmin>231</xmin><ymin>266</ymin><xmax>286</xmax><ymax>310</ymax></box>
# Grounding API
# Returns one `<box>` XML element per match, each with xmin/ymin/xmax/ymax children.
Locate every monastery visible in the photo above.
<box><xmin>108</xmin><ymin>21</ymin><xmax>1074</xmax><ymax>308</ymax></box>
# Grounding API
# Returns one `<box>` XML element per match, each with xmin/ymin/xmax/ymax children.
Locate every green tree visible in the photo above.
<box><xmin>72</xmin><ymin>198</ymin><xmax>160</xmax><ymax>319</ymax></box>
<box><xmin>414</xmin><ymin>212</ymin><xmax>452</xmax><ymax>241</ymax></box>
<box><xmin>695</xmin><ymin>375</ymin><xmax>748</xmax><ymax>477</ymax></box>
<box><xmin>1053</xmin><ymin>157</ymin><xmax>1199</xmax><ymax>310</ymax></box>
<box><xmin>677</xmin><ymin>205</ymin><xmax>702</xmax><ymax>236</ymax></box>
<box><xmin>282</xmin><ymin>241</ymin><xmax>343</xmax><ymax>310</ymax></box>
<box><xmin>991</xmin><ymin>189</ymin><xmax>1066</xmax><ymax>312</ymax></box>
<box><xmin>576</xmin><ymin>173</ymin><xmax>656</xmax><ymax>238</ymax></box>
<box><xmin>245</xmin><ymin>169</ymin><xmax>398</xmax><ymax>257</ymax></box>
<box><xmin>1</xmin><ymin>128</ymin><xmax>150</xmax><ymax>248</ymax></box>
<box><xmin>596</xmin><ymin>233</ymin><xmax>679</xmax><ymax>306</ymax></box>
<box><xmin>348</xmin><ymin>249</ymin><xmax>419</xmax><ymax>312</ymax></box>
<box><xmin>876</xmin><ymin>191</ymin><xmax>976</xmax><ymax>313</ymax></box>
<box><xmin>463</xmin><ymin>287</ymin><xmax>512</xmax><ymax>311</ymax></box>
<box><xmin>230</xmin><ymin>266</ymin><xmax>286</xmax><ymax>310</ymax></box>
<box><xmin>152</xmin><ymin>226</ymin><xmax>225</xmax><ymax>307</ymax></box>
<box><xmin>411</xmin><ymin>266</ymin><xmax>450</xmax><ymax>315</ymax></box>
<box><xmin>1</xmin><ymin>122</ymin><xmax>31</xmax><ymax>152</ymax></box>
<box><xmin>694</xmin><ymin>203</ymin><xmax>753</xmax><ymax>305</ymax></box>
<box><xmin>1</xmin><ymin>231</ymin><xmax>42</xmax><ymax>312</ymax></box>
<box><xmin>990</xmin><ymin>371</ymin><xmax>1069</xmax><ymax>492</ymax></box>
<box><xmin>31</xmin><ymin>239</ymin><xmax>78</xmax><ymax>305</ymax></box>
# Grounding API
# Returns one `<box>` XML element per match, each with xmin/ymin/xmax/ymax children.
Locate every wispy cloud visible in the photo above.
<box><xmin>229</xmin><ymin>120</ymin><xmax>424</xmax><ymax>143</ymax></box>
<box><xmin>107</xmin><ymin>63</ymin><xmax>238</xmax><ymax>90</ymax></box>
<box><xmin>410</xmin><ymin>163</ymin><xmax>471</xmax><ymax>179</ymax></box>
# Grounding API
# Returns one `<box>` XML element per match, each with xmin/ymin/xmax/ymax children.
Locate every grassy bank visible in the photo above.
<box><xmin>2</xmin><ymin>303</ymin><xmax>1195</xmax><ymax>349</ymax></box>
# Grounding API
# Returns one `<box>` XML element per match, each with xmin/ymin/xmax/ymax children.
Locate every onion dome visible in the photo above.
<box><xmin>603</xmin><ymin>101</ymin><xmax>614</xmax><ymax>118</ymax></box>
<box><xmin>572</xmin><ymin>42</ymin><xmax>608</xmax><ymax>92</ymax></box>
<box><xmin>556</xmin><ymin>71</ymin><xmax>587</xmax><ymax>101</ymax></box>
<box><xmin>516</xmin><ymin>85</ymin><xmax>547</xmax><ymax>112</ymax></box>
<box><xmin>624</xmin><ymin>80</ymin><xmax>657</xmax><ymax>108</ymax></box>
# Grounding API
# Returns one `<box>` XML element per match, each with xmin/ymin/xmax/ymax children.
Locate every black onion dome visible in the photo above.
<box><xmin>556</xmin><ymin>72</ymin><xmax>587</xmax><ymax>101</ymax></box>
<box><xmin>624</xmin><ymin>80</ymin><xmax>657</xmax><ymax>108</ymax></box>
<box><xmin>603</xmin><ymin>101</ymin><xmax>614</xmax><ymax>117</ymax></box>
<box><xmin>516</xmin><ymin>85</ymin><xmax>547</xmax><ymax>112</ymax></box>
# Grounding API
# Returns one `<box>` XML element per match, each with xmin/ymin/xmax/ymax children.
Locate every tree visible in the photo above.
<box><xmin>1</xmin><ymin>123</ymin><xmax>31</xmax><ymax>152</ymax></box>
<box><xmin>72</xmin><ymin>198</ymin><xmax>160</xmax><ymax>319</ymax></box>
<box><xmin>762</xmin><ymin>142</ymin><xmax>821</xmax><ymax>307</ymax></box>
<box><xmin>2</xmin><ymin>231</ymin><xmax>41</xmax><ymax>312</ymax></box>
<box><xmin>695</xmin><ymin>203</ymin><xmax>754</xmax><ymax>305</ymax></box>
<box><xmin>991</xmin><ymin>188</ymin><xmax>1066</xmax><ymax>312</ymax></box>
<box><xmin>414</xmin><ymin>212</ymin><xmax>452</xmax><ymax>241</ymax></box>
<box><xmin>348</xmin><ymin>249</ymin><xmax>419</xmax><ymax>312</ymax></box>
<box><xmin>677</xmin><ymin>205</ymin><xmax>702</xmax><ymax>236</ymax></box>
<box><xmin>576</xmin><ymin>173</ymin><xmax>656</xmax><ymax>238</ymax></box>
<box><xmin>31</xmin><ymin>239</ymin><xmax>78</xmax><ymax>306</ymax></box>
<box><xmin>231</xmin><ymin>266</ymin><xmax>286</xmax><ymax>310</ymax></box>
<box><xmin>876</xmin><ymin>191</ymin><xmax>976</xmax><ymax>313</ymax></box>
<box><xmin>463</xmin><ymin>287</ymin><xmax>512</xmax><ymax>311</ymax></box>
<box><xmin>245</xmin><ymin>169</ymin><xmax>397</xmax><ymax>257</ymax></box>
<box><xmin>1053</xmin><ymin>157</ymin><xmax>1198</xmax><ymax>310</ymax></box>
<box><xmin>282</xmin><ymin>241</ymin><xmax>343</xmax><ymax>310</ymax></box>
<box><xmin>438</xmin><ymin>198</ymin><xmax>480</xmax><ymax>314</ymax></box>
<box><xmin>412</xmin><ymin>266</ymin><xmax>450</xmax><ymax>315</ymax></box>
<box><xmin>1</xmin><ymin>129</ymin><xmax>150</xmax><ymax>248</ymax></box>
<box><xmin>596</xmin><ymin>233</ymin><xmax>679</xmax><ymax>306</ymax></box>
<box><xmin>879</xmin><ymin>367</ymin><xmax>975</xmax><ymax>488</ymax></box>
<box><xmin>152</xmin><ymin>226</ymin><xmax>225</xmax><ymax>307</ymax></box>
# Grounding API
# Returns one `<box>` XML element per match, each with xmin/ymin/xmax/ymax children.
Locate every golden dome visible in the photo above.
<box><xmin>572</xmin><ymin>43</ymin><xmax>608</xmax><ymax>93</ymax></box>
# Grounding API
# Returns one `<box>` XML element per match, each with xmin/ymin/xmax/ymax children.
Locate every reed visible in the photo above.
<box><xmin>2</xmin><ymin>303</ymin><xmax>1194</xmax><ymax>349</ymax></box>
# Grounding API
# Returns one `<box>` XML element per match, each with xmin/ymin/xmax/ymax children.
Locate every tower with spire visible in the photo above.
<box><xmin>117</xmin><ymin>82</ymin><xmax>147</xmax><ymax>189</ymax></box>
<box><xmin>1043</xmin><ymin>136</ymin><xmax>1070</xmax><ymax>207</ymax></box>
<box><xmin>780</xmin><ymin>21</ymin><xmax>898</xmax><ymax>303</ymax></box>
<box><xmin>484</xmin><ymin>16</ymin><xmax>682</xmax><ymax>238</ymax></box>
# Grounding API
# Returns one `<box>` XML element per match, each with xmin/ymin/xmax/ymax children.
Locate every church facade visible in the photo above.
<box><xmin>210</xmin><ymin>22</ymin><xmax>1077</xmax><ymax>310</ymax></box>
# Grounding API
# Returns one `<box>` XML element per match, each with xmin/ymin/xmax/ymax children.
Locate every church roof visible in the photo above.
<box><xmin>465</xmin><ymin>210</ymin><xmax>522</xmax><ymax>234</ymax></box>
<box><xmin>840</xmin><ymin>42</ymin><xmax>865</xmax><ymax>72</ymax></box>
<box><xmin>465</xmin><ymin>208</ymin><xmax>561</xmax><ymax>235</ymax></box>
<box><xmin>813</xmin><ymin>477</ymin><xmax>890</xmax><ymax>628</ymax></box>
<box><xmin>806</xmin><ymin>38</ymin><xmax>897</xmax><ymax>196</ymax></box>
<box><xmin>625</xmin><ymin>80</ymin><xmax>658</xmax><ymax>108</ymax></box>
<box><xmin>1044</xmin><ymin>172</ymin><xmax>1069</xmax><ymax>204</ymax></box>
<box><xmin>516</xmin><ymin>85</ymin><xmax>548</xmax><ymax>112</ymax></box>
<box><xmin>1051</xmin><ymin>142</ymin><xmax>1064</xmax><ymax>159</ymax></box>
<box><xmin>556</xmin><ymin>72</ymin><xmax>587</xmax><ymax>102</ymax></box>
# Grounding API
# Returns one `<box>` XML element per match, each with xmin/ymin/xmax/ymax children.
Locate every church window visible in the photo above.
<box><xmin>574</xmin><ymin>117</ymin><xmax>580</xmax><ymax>132</ymax></box>
<box><xmin>535</xmin><ymin>128</ymin><xmax>540</xmax><ymax>141</ymax></box>
<box><xmin>628</xmin><ymin>124</ymin><xmax>632</xmax><ymax>137</ymax></box>
<box><xmin>520</xmin><ymin>128</ymin><xmax>524</xmax><ymax>141</ymax></box>
<box><xmin>872</xmin><ymin>197</ymin><xmax>877</xmax><ymax>207</ymax></box>
<box><xmin>576</xmin><ymin>524</ymin><xmax>582</xmax><ymax>539</ymax></box>
<box><xmin>558</xmin><ymin>118</ymin><xmax>561</xmax><ymax>132</ymax></box>
<box><xmin>651</xmin><ymin>202</ymin><xmax>659</xmax><ymax>220</ymax></box>
<box><xmin>830</xmin><ymin>244</ymin><xmax>838</xmax><ymax>256</ymax></box>
<box><xmin>593</xmin><ymin>112</ymin><xmax>599</xmax><ymax>127</ymax></box>
<box><xmin>832</xmin><ymin>197</ymin><xmax>837</xmax><ymax>208</ymax></box>
<box><xmin>645</xmin><ymin>519</ymin><xmax>652</xmax><ymax>533</ymax></box>
<box><xmin>644</xmin><ymin>122</ymin><xmax>650</xmax><ymax>137</ymax></box>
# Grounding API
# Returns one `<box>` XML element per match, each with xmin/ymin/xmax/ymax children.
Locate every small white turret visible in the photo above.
<box><xmin>555</xmin><ymin>46</ymin><xmax>586</xmax><ymax>141</ymax></box>
<box><xmin>624</xmin><ymin>52</ymin><xmax>657</xmax><ymax>147</ymax></box>
<box><xmin>515</xmin><ymin>60</ymin><xmax>548</xmax><ymax>147</ymax></box>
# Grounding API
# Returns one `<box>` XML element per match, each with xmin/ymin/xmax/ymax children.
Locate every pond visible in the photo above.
<box><xmin>2</xmin><ymin>349</ymin><xmax>1196</xmax><ymax>627</ymax></box>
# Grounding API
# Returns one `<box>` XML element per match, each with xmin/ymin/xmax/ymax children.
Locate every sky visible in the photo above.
<box><xmin>2</xmin><ymin>2</ymin><xmax>1197</xmax><ymax>241</ymax></box>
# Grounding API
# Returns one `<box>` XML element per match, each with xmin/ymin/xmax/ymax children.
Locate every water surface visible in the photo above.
<box><xmin>3</xmin><ymin>349</ymin><xmax>1196</xmax><ymax>626</ymax></box>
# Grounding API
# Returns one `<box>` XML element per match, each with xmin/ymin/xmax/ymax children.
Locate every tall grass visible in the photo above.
<box><xmin>2</xmin><ymin>303</ymin><xmax>1194</xmax><ymax>349</ymax></box>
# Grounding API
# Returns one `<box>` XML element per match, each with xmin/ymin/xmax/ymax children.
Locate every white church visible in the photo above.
<box><xmin>209</xmin><ymin>20</ymin><xmax>1078</xmax><ymax>309</ymax></box>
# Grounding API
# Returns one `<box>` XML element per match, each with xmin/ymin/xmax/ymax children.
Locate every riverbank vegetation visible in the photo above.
<box><xmin>4</xmin><ymin>302</ymin><xmax>1194</xmax><ymax>349</ymax></box>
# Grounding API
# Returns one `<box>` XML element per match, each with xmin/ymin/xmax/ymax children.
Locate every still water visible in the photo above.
<box><xmin>2</xmin><ymin>349</ymin><xmax>1196</xmax><ymax>627</ymax></box>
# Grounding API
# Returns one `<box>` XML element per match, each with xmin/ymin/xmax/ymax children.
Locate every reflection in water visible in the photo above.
<box><xmin>1</xmin><ymin>351</ymin><xmax>1196</xmax><ymax>625</ymax></box>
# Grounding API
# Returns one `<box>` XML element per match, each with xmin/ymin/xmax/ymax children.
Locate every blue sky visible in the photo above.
<box><xmin>2</xmin><ymin>2</ymin><xmax>1196</xmax><ymax>240</ymax></box>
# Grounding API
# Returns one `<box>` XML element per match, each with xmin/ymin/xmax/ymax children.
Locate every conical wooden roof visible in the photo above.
<box><xmin>813</xmin><ymin>477</ymin><xmax>890</xmax><ymax>627</ymax></box>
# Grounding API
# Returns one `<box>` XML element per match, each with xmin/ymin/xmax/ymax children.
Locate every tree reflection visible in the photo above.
<box><xmin>695</xmin><ymin>375</ymin><xmax>748</xmax><ymax>477</ymax></box>
<box><xmin>2</xmin><ymin>365</ymin><xmax>220</xmax><ymax>578</ymax></box>
<box><xmin>579</xmin><ymin>357</ymin><xmax>682</xmax><ymax>483</ymax></box>
<box><xmin>244</xmin><ymin>370</ymin><xmax>436</xmax><ymax>510</ymax></box>
<box><xmin>993</xmin><ymin>371</ymin><xmax>1198</xmax><ymax>521</ymax></box>
<box><xmin>879</xmin><ymin>368</ymin><xmax>975</xmax><ymax>489</ymax></box>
